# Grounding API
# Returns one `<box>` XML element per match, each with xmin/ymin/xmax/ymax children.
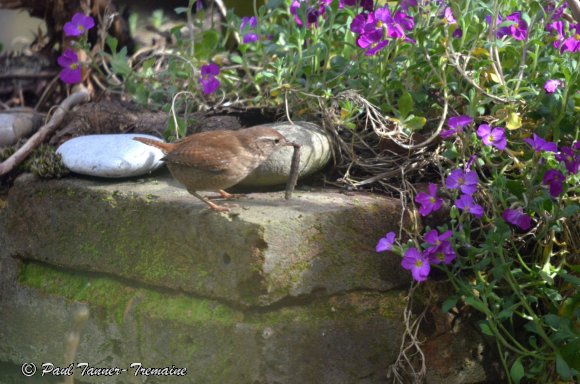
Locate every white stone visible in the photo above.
<box><xmin>239</xmin><ymin>121</ymin><xmax>332</xmax><ymax>187</ymax></box>
<box><xmin>56</xmin><ymin>134</ymin><xmax>166</xmax><ymax>178</ymax></box>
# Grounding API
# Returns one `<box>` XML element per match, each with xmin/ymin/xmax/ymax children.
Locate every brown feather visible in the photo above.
<box><xmin>162</xmin><ymin>131</ymin><xmax>246</xmax><ymax>172</ymax></box>
<box><xmin>132</xmin><ymin>137</ymin><xmax>175</xmax><ymax>153</ymax></box>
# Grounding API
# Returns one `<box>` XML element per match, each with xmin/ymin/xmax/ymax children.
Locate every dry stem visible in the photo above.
<box><xmin>0</xmin><ymin>87</ymin><xmax>91</xmax><ymax>176</ymax></box>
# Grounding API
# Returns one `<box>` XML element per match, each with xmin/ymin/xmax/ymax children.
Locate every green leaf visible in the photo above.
<box><xmin>110</xmin><ymin>47</ymin><xmax>131</xmax><ymax>76</ymax></box>
<box><xmin>330</xmin><ymin>55</ymin><xmax>348</xmax><ymax>72</ymax></box>
<box><xmin>106</xmin><ymin>36</ymin><xmax>118</xmax><ymax>53</ymax></box>
<box><xmin>561</xmin><ymin>342</ymin><xmax>580</xmax><ymax>371</ymax></box>
<box><xmin>398</xmin><ymin>91</ymin><xmax>414</xmax><ymax>119</ymax></box>
<box><xmin>195</xmin><ymin>30</ymin><xmax>220</xmax><ymax>59</ymax></box>
<box><xmin>560</xmin><ymin>204</ymin><xmax>579</xmax><ymax>218</ymax></box>
<box><xmin>506</xmin><ymin>112</ymin><xmax>522</xmax><ymax>130</ymax></box>
<box><xmin>505</xmin><ymin>180</ymin><xmax>525</xmax><ymax>198</ymax></box>
<box><xmin>558</xmin><ymin>269</ymin><xmax>580</xmax><ymax>286</ymax></box>
<box><xmin>556</xmin><ymin>354</ymin><xmax>573</xmax><ymax>380</ymax></box>
<box><xmin>478</xmin><ymin>320</ymin><xmax>494</xmax><ymax>336</ymax></box>
<box><xmin>510</xmin><ymin>357</ymin><xmax>525</xmax><ymax>384</ymax></box>
<box><xmin>128</xmin><ymin>13</ymin><xmax>138</xmax><ymax>36</ymax></box>
<box><xmin>449</xmin><ymin>205</ymin><xmax>459</xmax><ymax>219</ymax></box>
<box><xmin>441</xmin><ymin>296</ymin><xmax>458</xmax><ymax>313</ymax></box>
<box><xmin>230</xmin><ymin>54</ymin><xmax>243</xmax><ymax>65</ymax></box>
<box><xmin>497</xmin><ymin>308</ymin><xmax>513</xmax><ymax>320</ymax></box>
<box><xmin>174</xmin><ymin>6</ymin><xmax>189</xmax><ymax>14</ymax></box>
<box><xmin>402</xmin><ymin>115</ymin><xmax>426</xmax><ymax>131</ymax></box>
<box><xmin>465</xmin><ymin>297</ymin><xmax>491</xmax><ymax>316</ymax></box>
<box><xmin>442</xmin><ymin>144</ymin><xmax>459</xmax><ymax>160</ymax></box>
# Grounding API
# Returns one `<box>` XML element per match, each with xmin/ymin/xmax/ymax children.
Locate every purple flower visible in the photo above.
<box><xmin>556</xmin><ymin>147</ymin><xmax>580</xmax><ymax>174</ymax></box>
<box><xmin>352</xmin><ymin>14</ymin><xmax>388</xmax><ymax>55</ymax></box>
<box><xmin>560</xmin><ymin>23</ymin><xmax>580</xmax><ymax>53</ymax></box>
<box><xmin>502</xmin><ymin>208</ymin><xmax>532</xmax><ymax>230</ymax></box>
<box><xmin>424</xmin><ymin>229</ymin><xmax>453</xmax><ymax>246</ymax></box>
<box><xmin>425</xmin><ymin>242</ymin><xmax>456</xmax><ymax>265</ymax></box>
<box><xmin>496</xmin><ymin>12</ymin><xmax>528</xmax><ymax>40</ymax></box>
<box><xmin>399</xmin><ymin>0</ymin><xmax>417</xmax><ymax>11</ymax></box>
<box><xmin>339</xmin><ymin>0</ymin><xmax>356</xmax><ymax>7</ymax></box>
<box><xmin>200</xmin><ymin>63</ymin><xmax>220</xmax><ymax>95</ymax></box>
<box><xmin>542</xmin><ymin>169</ymin><xmax>565</xmax><ymax>197</ymax></box>
<box><xmin>351</xmin><ymin>5</ymin><xmax>416</xmax><ymax>55</ymax></box>
<box><xmin>63</xmin><ymin>13</ymin><xmax>95</xmax><ymax>37</ymax></box>
<box><xmin>452</xmin><ymin>28</ymin><xmax>463</xmax><ymax>38</ymax></box>
<box><xmin>340</xmin><ymin>0</ymin><xmax>373</xmax><ymax>11</ymax></box>
<box><xmin>524</xmin><ymin>133</ymin><xmax>558</xmax><ymax>152</ymax></box>
<box><xmin>443</xmin><ymin>7</ymin><xmax>456</xmax><ymax>24</ymax></box>
<box><xmin>375</xmin><ymin>7</ymin><xmax>414</xmax><ymax>40</ymax></box>
<box><xmin>455</xmin><ymin>194</ymin><xmax>484</xmax><ymax>218</ymax></box>
<box><xmin>544</xmin><ymin>3</ymin><xmax>567</xmax><ymax>20</ymax></box>
<box><xmin>364</xmin><ymin>39</ymin><xmax>389</xmax><ymax>56</ymax></box>
<box><xmin>394</xmin><ymin>11</ymin><xmax>415</xmax><ymax>31</ymax></box>
<box><xmin>376</xmin><ymin>231</ymin><xmax>396</xmax><ymax>252</ymax></box>
<box><xmin>574</xmin><ymin>141</ymin><xmax>580</xmax><ymax>151</ymax></box>
<box><xmin>477</xmin><ymin>124</ymin><xmax>507</xmax><ymax>150</ymax></box>
<box><xmin>242</xmin><ymin>33</ymin><xmax>259</xmax><ymax>44</ymax></box>
<box><xmin>401</xmin><ymin>248</ymin><xmax>430</xmax><ymax>282</ymax></box>
<box><xmin>291</xmin><ymin>0</ymin><xmax>330</xmax><ymax>27</ymax></box>
<box><xmin>57</xmin><ymin>49</ymin><xmax>82</xmax><ymax>84</ymax></box>
<box><xmin>241</xmin><ymin>16</ymin><xmax>257</xmax><ymax>31</ymax></box>
<box><xmin>241</xmin><ymin>16</ymin><xmax>259</xmax><ymax>44</ymax></box>
<box><xmin>440</xmin><ymin>115</ymin><xmax>473</xmax><ymax>138</ymax></box>
<box><xmin>350</xmin><ymin>13</ymin><xmax>369</xmax><ymax>34</ymax></box>
<box><xmin>446</xmin><ymin>169</ymin><xmax>478</xmax><ymax>195</ymax></box>
<box><xmin>546</xmin><ymin>21</ymin><xmax>565</xmax><ymax>48</ymax></box>
<box><xmin>544</xmin><ymin>79</ymin><xmax>563</xmax><ymax>93</ymax></box>
<box><xmin>415</xmin><ymin>183</ymin><xmax>443</xmax><ymax>216</ymax></box>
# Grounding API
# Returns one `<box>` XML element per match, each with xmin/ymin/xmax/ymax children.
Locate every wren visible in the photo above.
<box><xmin>134</xmin><ymin>126</ymin><xmax>293</xmax><ymax>211</ymax></box>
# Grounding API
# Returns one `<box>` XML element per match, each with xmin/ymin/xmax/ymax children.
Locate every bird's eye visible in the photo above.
<box><xmin>274</xmin><ymin>138</ymin><xmax>280</xmax><ymax>144</ymax></box>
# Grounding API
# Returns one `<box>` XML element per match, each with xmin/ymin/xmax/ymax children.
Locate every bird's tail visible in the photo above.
<box><xmin>133</xmin><ymin>137</ymin><xmax>174</xmax><ymax>154</ymax></box>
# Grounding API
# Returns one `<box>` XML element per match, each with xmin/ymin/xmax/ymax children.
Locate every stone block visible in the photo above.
<box><xmin>0</xmin><ymin>260</ymin><xmax>405</xmax><ymax>384</ymax></box>
<box><xmin>0</xmin><ymin>175</ymin><xmax>409</xmax><ymax>306</ymax></box>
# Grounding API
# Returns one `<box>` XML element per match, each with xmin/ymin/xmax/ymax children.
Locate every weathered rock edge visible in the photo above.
<box><xmin>0</xmin><ymin>259</ymin><xmax>406</xmax><ymax>384</ymax></box>
<box><xmin>0</xmin><ymin>175</ymin><xmax>409</xmax><ymax>307</ymax></box>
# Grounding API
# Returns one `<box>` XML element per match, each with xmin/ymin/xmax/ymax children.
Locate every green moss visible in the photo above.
<box><xmin>18</xmin><ymin>263</ymin><xmax>241</xmax><ymax>325</ymax></box>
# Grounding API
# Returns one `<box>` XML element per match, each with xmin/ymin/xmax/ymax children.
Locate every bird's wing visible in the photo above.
<box><xmin>162</xmin><ymin>131</ymin><xmax>242</xmax><ymax>173</ymax></box>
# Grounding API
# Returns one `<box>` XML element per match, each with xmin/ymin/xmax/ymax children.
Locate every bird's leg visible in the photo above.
<box><xmin>218</xmin><ymin>189</ymin><xmax>234</xmax><ymax>199</ymax></box>
<box><xmin>207</xmin><ymin>189</ymin><xmax>246</xmax><ymax>200</ymax></box>
<box><xmin>189</xmin><ymin>190</ymin><xmax>230</xmax><ymax>212</ymax></box>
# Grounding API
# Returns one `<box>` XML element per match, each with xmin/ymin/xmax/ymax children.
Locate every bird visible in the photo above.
<box><xmin>134</xmin><ymin>126</ymin><xmax>293</xmax><ymax>212</ymax></box>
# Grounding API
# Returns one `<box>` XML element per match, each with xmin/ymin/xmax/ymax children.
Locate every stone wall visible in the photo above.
<box><xmin>0</xmin><ymin>174</ymin><xmax>496</xmax><ymax>383</ymax></box>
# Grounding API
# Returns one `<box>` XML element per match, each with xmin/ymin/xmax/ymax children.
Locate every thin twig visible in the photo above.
<box><xmin>0</xmin><ymin>87</ymin><xmax>91</xmax><ymax>176</ymax></box>
<box><xmin>446</xmin><ymin>47</ymin><xmax>511</xmax><ymax>103</ymax></box>
<box><xmin>284</xmin><ymin>91</ymin><xmax>294</xmax><ymax>125</ymax></box>
<box><xmin>387</xmin><ymin>284</ymin><xmax>427</xmax><ymax>383</ymax></box>
<box><xmin>170</xmin><ymin>91</ymin><xmax>196</xmax><ymax>139</ymax></box>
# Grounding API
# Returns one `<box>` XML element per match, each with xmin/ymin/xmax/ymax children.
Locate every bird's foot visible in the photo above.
<box><xmin>206</xmin><ymin>200</ymin><xmax>231</xmax><ymax>212</ymax></box>
<box><xmin>207</xmin><ymin>190</ymin><xmax>246</xmax><ymax>200</ymax></box>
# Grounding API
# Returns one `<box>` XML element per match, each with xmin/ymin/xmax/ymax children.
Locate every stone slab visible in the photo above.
<box><xmin>0</xmin><ymin>175</ymin><xmax>409</xmax><ymax>306</ymax></box>
<box><xmin>0</xmin><ymin>260</ymin><xmax>406</xmax><ymax>384</ymax></box>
